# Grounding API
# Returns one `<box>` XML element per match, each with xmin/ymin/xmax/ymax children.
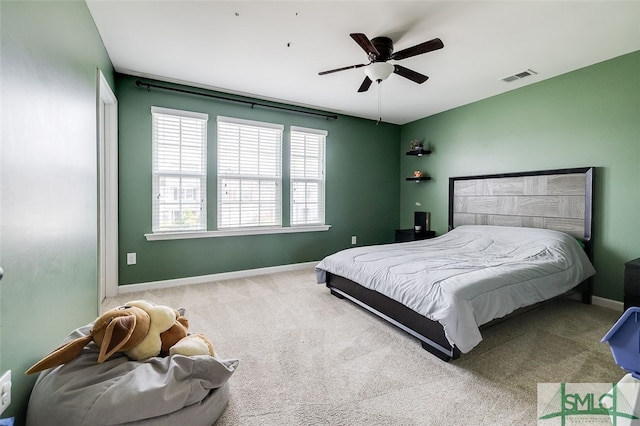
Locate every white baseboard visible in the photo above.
<box><xmin>567</xmin><ymin>293</ymin><xmax>623</xmax><ymax>312</ymax></box>
<box><xmin>592</xmin><ymin>295</ymin><xmax>624</xmax><ymax>312</ymax></box>
<box><xmin>117</xmin><ymin>261</ymin><xmax>318</xmax><ymax>294</ymax></box>
<box><xmin>118</xmin><ymin>264</ymin><xmax>625</xmax><ymax>313</ymax></box>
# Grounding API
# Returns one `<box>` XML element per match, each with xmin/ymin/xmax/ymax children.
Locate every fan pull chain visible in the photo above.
<box><xmin>376</xmin><ymin>80</ymin><xmax>382</xmax><ymax>125</ymax></box>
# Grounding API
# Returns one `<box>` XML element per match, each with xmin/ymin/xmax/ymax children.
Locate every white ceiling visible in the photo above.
<box><xmin>86</xmin><ymin>1</ymin><xmax>640</xmax><ymax>125</ymax></box>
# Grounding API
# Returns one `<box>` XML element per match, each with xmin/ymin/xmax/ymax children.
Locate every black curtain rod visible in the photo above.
<box><xmin>135</xmin><ymin>80</ymin><xmax>338</xmax><ymax>121</ymax></box>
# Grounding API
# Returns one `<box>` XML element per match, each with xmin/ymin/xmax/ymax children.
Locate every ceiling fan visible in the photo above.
<box><xmin>319</xmin><ymin>33</ymin><xmax>444</xmax><ymax>92</ymax></box>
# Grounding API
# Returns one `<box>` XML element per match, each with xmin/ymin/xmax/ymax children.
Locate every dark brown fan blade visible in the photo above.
<box><xmin>319</xmin><ymin>63</ymin><xmax>367</xmax><ymax>75</ymax></box>
<box><xmin>357</xmin><ymin>76</ymin><xmax>373</xmax><ymax>92</ymax></box>
<box><xmin>350</xmin><ymin>33</ymin><xmax>380</xmax><ymax>58</ymax></box>
<box><xmin>390</xmin><ymin>38</ymin><xmax>444</xmax><ymax>61</ymax></box>
<box><xmin>393</xmin><ymin>65</ymin><xmax>429</xmax><ymax>84</ymax></box>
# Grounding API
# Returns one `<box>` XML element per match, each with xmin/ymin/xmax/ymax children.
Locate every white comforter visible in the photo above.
<box><xmin>315</xmin><ymin>225</ymin><xmax>596</xmax><ymax>353</ymax></box>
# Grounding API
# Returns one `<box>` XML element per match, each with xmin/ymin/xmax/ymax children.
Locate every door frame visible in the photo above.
<box><xmin>98</xmin><ymin>69</ymin><xmax>118</xmax><ymax>301</ymax></box>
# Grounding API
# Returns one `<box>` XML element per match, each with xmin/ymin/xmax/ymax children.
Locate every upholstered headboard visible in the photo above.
<box><xmin>449</xmin><ymin>167</ymin><xmax>594</xmax><ymax>244</ymax></box>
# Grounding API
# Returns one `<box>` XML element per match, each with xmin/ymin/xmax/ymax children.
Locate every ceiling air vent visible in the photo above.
<box><xmin>501</xmin><ymin>69</ymin><xmax>538</xmax><ymax>83</ymax></box>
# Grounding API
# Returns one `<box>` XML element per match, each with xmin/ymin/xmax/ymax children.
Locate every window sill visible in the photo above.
<box><xmin>145</xmin><ymin>225</ymin><xmax>331</xmax><ymax>241</ymax></box>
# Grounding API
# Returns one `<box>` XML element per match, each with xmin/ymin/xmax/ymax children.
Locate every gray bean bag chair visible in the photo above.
<box><xmin>26</xmin><ymin>324</ymin><xmax>238</xmax><ymax>426</ymax></box>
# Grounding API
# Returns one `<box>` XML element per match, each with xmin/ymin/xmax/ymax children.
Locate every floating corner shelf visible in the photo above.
<box><xmin>406</xmin><ymin>149</ymin><xmax>432</xmax><ymax>157</ymax></box>
<box><xmin>406</xmin><ymin>176</ymin><xmax>432</xmax><ymax>182</ymax></box>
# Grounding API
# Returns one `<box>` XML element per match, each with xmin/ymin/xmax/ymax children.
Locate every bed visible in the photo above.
<box><xmin>316</xmin><ymin>167</ymin><xmax>596</xmax><ymax>361</ymax></box>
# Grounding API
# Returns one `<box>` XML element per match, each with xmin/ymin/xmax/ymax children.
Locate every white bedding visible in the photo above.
<box><xmin>315</xmin><ymin>225</ymin><xmax>595</xmax><ymax>353</ymax></box>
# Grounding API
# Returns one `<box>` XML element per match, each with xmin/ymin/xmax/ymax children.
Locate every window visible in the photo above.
<box><xmin>152</xmin><ymin>107</ymin><xmax>208</xmax><ymax>233</ymax></box>
<box><xmin>146</xmin><ymin>112</ymin><xmax>330</xmax><ymax>241</ymax></box>
<box><xmin>290</xmin><ymin>127</ymin><xmax>326</xmax><ymax>226</ymax></box>
<box><xmin>217</xmin><ymin>116</ymin><xmax>283</xmax><ymax>229</ymax></box>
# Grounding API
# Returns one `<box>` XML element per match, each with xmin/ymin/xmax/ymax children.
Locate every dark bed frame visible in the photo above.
<box><xmin>325</xmin><ymin>167</ymin><xmax>595</xmax><ymax>361</ymax></box>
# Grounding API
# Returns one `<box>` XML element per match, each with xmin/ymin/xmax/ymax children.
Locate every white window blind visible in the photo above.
<box><xmin>290</xmin><ymin>126</ymin><xmax>326</xmax><ymax>226</ymax></box>
<box><xmin>152</xmin><ymin>106</ymin><xmax>208</xmax><ymax>233</ymax></box>
<box><xmin>217</xmin><ymin>116</ymin><xmax>283</xmax><ymax>229</ymax></box>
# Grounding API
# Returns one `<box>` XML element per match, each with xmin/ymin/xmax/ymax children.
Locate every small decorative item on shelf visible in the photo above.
<box><xmin>406</xmin><ymin>171</ymin><xmax>431</xmax><ymax>182</ymax></box>
<box><xmin>407</xmin><ymin>140</ymin><xmax>431</xmax><ymax>156</ymax></box>
<box><xmin>410</xmin><ymin>140</ymin><xmax>424</xmax><ymax>152</ymax></box>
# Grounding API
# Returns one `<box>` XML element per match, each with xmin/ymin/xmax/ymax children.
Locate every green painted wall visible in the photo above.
<box><xmin>0</xmin><ymin>1</ymin><xmax>114</xmax><ymax>422</ymax></box>
<box><xmin>400</xmin><ymin>50</ymin><xmax>640</xmax><ymax>302</ymax></box>
<box><xmin>116</xmin><ymin>75</ymin><xmax>401</xmax><ymax>285</ymax></box>
<box><xmin>0</xmin><ymin>2</ymin><xmax>634</xmax><ymax>420</ymax></box>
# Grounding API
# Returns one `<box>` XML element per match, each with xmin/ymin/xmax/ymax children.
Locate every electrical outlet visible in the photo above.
<box><xmin>126</xmin><ymin>252</ymin><xmax>137</xmax><ymax>265</ymax></box>
<box><xmin>351</xmin><ymin>235</ymin><xmax>357</xmax><ymax>245</ymax></box>
<box><xmin>0</xmin><ymin>370</ymin><xmax>11</xmax><ymax>415</ymax></box>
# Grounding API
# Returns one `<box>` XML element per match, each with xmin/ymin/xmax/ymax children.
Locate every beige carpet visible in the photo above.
<box><xmin>102</xmin><ymin>268</ymin><xmax>625</xmax><ymax>425</ymax></box>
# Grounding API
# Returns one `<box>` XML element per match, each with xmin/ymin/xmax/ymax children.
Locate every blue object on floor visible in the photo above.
<box><xmin>0</xmin><ymin>417</ymin><xmax>15</xmax><ymax>426</ymax></box>
<box><xmin>602</xmin><ymin>307</ymin><xmax>640</xmax><ymax>379</ymax></box>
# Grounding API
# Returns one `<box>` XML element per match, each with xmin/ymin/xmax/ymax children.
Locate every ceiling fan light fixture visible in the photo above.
<box><xmin>319</xmin><ymin>33</ymin><xmax>442</xmax><ymax>92</ymax></box>
<box><xmin>364</xmin><ymin>62</ymin><xmax>394</xmax><ymax>82</ymax></box>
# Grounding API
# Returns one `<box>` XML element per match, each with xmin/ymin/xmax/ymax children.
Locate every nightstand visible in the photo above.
<box><xmin>624</xmin><ymin>258</ymin><xmax>640</xmax><ymax>310</ymax></box>
<box><xmin>394</xmin><ymin>229</ymin><xmax>436</xmax><ymax>243</ymax></box>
